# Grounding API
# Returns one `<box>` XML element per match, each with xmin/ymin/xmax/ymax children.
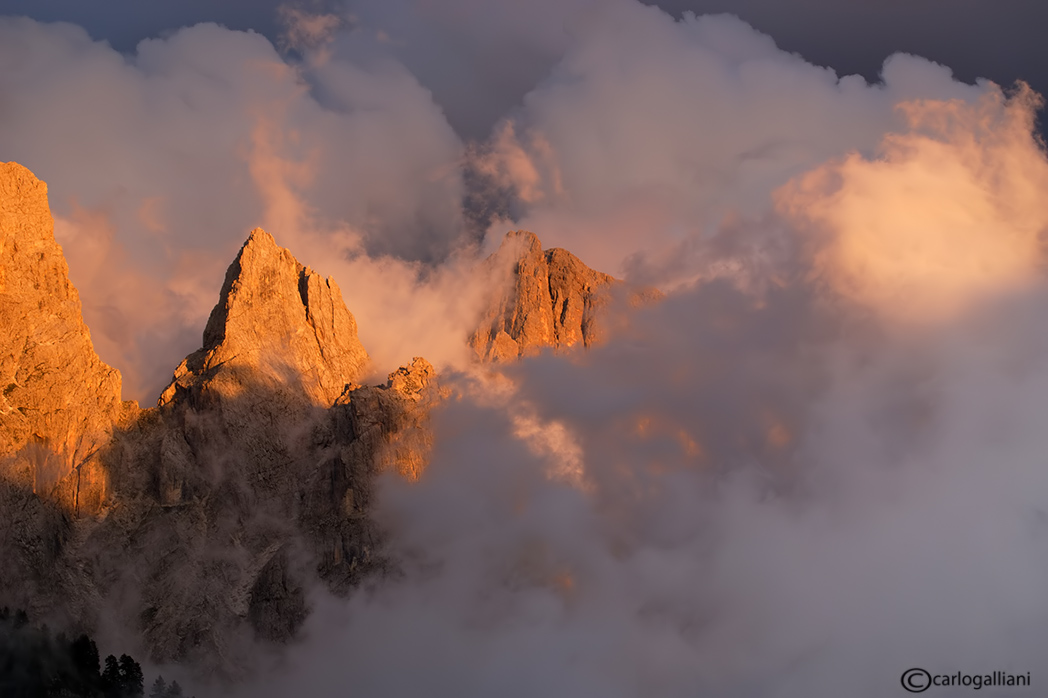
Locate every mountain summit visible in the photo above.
<box><xmin>0</xmin><ymin>163</ymin><xmax>639</xmax><ymax>680</ymax></box>
<box><xmin>160</xmin><ymin>228</ymin><xmax>369</xmax><ymax>409</ymax></box>
<box><xmin>470</xmin><ymin>230</ymin><xmax>618</xmax><ymax>361</ymax></box>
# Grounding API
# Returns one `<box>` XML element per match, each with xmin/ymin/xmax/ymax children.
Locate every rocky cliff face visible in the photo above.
<box><xmin>0</xmin><ymin>164</ymin><xmax>638</xmax><ymax>683</ymax></box>
<box><xmin>88</xmin><ymin>230</ymin><xmax>439</xmax><ymax>675</ymax></box>
<box><xmin>0</xmin><ymin>162</ymin><xmax>138</xmax><ymax>622</ymax></box>
<box><xmin>0</xmin><ymin>161</ymin><xmax>137</xmax><ymax>512</ymax></box>
<box><xmin>0</xmin><ymin>162</ymin><xmax>441</xmax><ymax>678</ymax></box>
<box><xmin>159</xmin><ymin>228</ymin><xmax>370</xmax><ymax>410</ymax></box>
<box><xmin>470</xmin><ymin>230</ymin><xmax>619</xmax><ymax>361</ymax></box>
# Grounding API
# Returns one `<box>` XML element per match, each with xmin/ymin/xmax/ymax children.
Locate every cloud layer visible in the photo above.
<box><xmin>239</xmin><ymin>84</ymin><xmax>1048</xmax><ymax>697</ymax></box>
<box><xmin>4</xmin><ymin>2</ymin><xmax>1048</xmax><ymax>696</ymax></box>
<box><xmin>0</xmin><ymin>16</ymin><xmax>467</xmax><ymax>399</ymax></box>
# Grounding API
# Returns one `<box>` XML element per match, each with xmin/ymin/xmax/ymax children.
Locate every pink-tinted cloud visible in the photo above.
<box><xmin>779</xmin><ymin>85</ymin><xmax>1048</xmax><ymax>322</ymax></box>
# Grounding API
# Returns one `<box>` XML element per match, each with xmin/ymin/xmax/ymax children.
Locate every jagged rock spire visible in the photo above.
<box><xmin>160</xmin><ymin>228</ymin><xmax>370</xmax><ymax>408</ymax></box>
<box><xmin>469</xmin><ymin>230</ymin><xmax>618</xmax><ymax>361</ymax></box>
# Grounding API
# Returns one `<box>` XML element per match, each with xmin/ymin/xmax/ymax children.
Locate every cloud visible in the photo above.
<box><xmin>465</xmin><ymin>8</ymin><xmax>991</xmax><ymax>288</ymax></box>
<box><xmin>220</xmin><ymin>9</ymin><xmax>1048</xmax><ymax>697</ymax></box>
<box><xmin>342</xmin><ymin>0</ymin><xmax>612</xmax><ymax>139</ymax></box>
<box><xmin>0</xmin><ymin>17</ymin><xmax>467</xmax><ymax>401</ymax></box>
<box><xmin>237</xmin><ymin>271</ymin><xmax>1048</xmax><ymax>697</ymax></box>
<box><xmin>277</xmin><ymin>5</ymin><xmax>343</xmax><ymax>53</ymax></box>
<box><xmin>779</xmin><ymin>84</ymin><xmax>1048</xmax><ymax>322</ymax></box>
<box><xmin>6</xmin><ymin>2</ymin><xmax>1048</xmax><ymax>696</ymax></box>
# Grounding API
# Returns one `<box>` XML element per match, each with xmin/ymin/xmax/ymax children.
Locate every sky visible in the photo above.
<box><xmin>4</xmin><ymin>2</ymin><xmax>1048</xmax><ymax>697</ymax></box>
<box><xmin>2</xmin><ymin>1</ymin><xmax>1047</xmax><ymax>139</ymax></box>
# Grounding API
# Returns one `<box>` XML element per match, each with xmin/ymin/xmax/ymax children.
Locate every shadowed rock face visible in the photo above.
<box><xmin>469</xmin><ymin>230</ymin><xmax>619</xmax><ymax>361</ymax></box>
<box><xmin>92</xmin><ymin>355</ymin><xmax>439</xmax><ymax>676</ymax></box>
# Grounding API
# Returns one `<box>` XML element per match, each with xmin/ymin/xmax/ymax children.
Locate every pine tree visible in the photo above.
<box><xmin>101</xmin><ymin>654</ymin><xmax>122</xmax><ymax>696</ymax></box>
<box><xmin>119</xmin><ymin>654</ymin><xmax>145</xmax><ymax>697</ymax></box>
<box><xmin>149</xmin><ymin>675</ymin><xmax>167</xmax><ymax>698</ymax></box>
<box><xmin>0</xmin><ymin>609</ymin><xmax>149</xmax><ymax>698</ymax></box>
<box><xmin>167</xmin><ymin>679</ymin><xmax>184</xmax><ymax>697</ymax></box>
<box><xmin>69</xmin><ymin>633</ymin><xmax>101</xmax><ymax>693</ymax></box>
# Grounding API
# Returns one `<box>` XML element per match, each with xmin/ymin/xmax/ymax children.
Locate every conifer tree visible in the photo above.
<box><xmin>101</xmin><ymin>654</ymin><xmax>122</xmax><ymax>695</ymax></box>
<box><xmin>149</xmin><ymin>675</ymin><xmax>168</xmax><ymax>698</ymax></box>
<box><xmin>119</xmin><ymin>654</ymin><xmax>145</xmax><ymax>697</ymax></box>
<box><xmin>69</xmin><ymin>633</ymin><xmax>101</xmax><ymax>693</ymax></box>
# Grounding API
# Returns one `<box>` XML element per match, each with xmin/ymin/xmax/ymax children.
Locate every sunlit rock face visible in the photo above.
<box><xmin>470</xmin><ymin>230</ymin><xmax>619</xmax><ymax>361</ymax></box>
<box><xmin>159</xmin><ymin>228</ymin><xmax>370</xmax><ymax>410</ymax></box>
<box><xmin>0</xmin><ymin>161</ymin><xmax>138</xmax><ymax>622</ymax></box>
<box><xmin>0</xmin><ymin>163</ymin><xmax>638</xmax><ymax>681</ymax></box>
<box><xmin>0</xmin><ymin>162</ymin><xmax>442</xmax><ymax>677</ymax></box>
<box><xmin>0</xmin><ymin>161</ymin><xmax>137</xmax><ymax>513</ymax></box>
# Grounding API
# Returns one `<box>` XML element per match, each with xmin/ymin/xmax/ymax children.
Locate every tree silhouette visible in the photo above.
<box><xmin>0</xmin><ymin>609</ymin><xmax>191</xmax><ymax>698</ymax></box>
<box><xmin>149</xmin><ymin>675</ymin><xmax>167</xmax><ymax>698</ymax></box>
<box><xmin>119</xmin><ymin>654</ymin><xmax>144</xmax><ymax>697</ymax></box>
<box><xmin>101</xmin><ymin>653</ymin><xmax>122</xmax><ymax>694</ymax></box>
<box><xmin>148</xmin><ymin>675</ymin><xmax>193</xmax><ymax>698</ymax></box>
<box><xmin>0</xmin><ymin>607</ymin><xmax>148</xmax><ymax>697</ymax></box>
<box><xmin>69</xmin><ymin>634</ymin><xmax>101</xmax><ymax>694</ymax></box>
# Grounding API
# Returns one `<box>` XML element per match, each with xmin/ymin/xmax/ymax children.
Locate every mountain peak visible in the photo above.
<box><xmin>470</xmin><ymin>230</ymin><xmax>619</xmax><ymax>361</ymax></box>
<box><xmin>161</xmin><ymin>228</ymin><xmax>369</xmax><ymax>408</ymax></box>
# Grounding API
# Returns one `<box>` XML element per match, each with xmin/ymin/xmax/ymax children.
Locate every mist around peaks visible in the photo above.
<box><xmin>5</xmin><ymin>1</ymin><xmax>1048</xmax><ymax>696</ymax></box>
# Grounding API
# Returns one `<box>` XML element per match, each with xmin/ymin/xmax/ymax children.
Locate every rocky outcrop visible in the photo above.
<box><xmin>85</xmin><ymin>229</ymin><xmax>440</xmax><ymax>676</ymax></box>
<box><xmin>159</xmin><ymin>228</ymin><xmax>369</xmax><ymax>410</ymax></box>
<box><xmin>0</xmin><ymin>161</ymin><xmax>137</xmax><ymax>514</ymax></box>
<box><xmin>470</xmin><ymin>230</ymin><xmax>620</xmax><ymax>361</ymax></box>
<box><xmin>0</xmin><ymin>164</ymin><xmax>442</xmax><ymax>679</ymax></box>
<box><xmin>335</xmin><ymin>357</ymin><xmax>440</xmax><ymax>483</ymax></box>
<box><xmin>0</xmin><ymin>162</ymin><xmax>139</xmax><ymax>624</ymax></box>
<box><xmin>0</xmin><ymin>165</ymin><xmax>651</xmax><ymax>683</ymax></box>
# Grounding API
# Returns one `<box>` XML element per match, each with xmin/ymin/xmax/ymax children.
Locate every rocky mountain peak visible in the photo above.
<box><xmin>160</xmin><ymin>228</ymin><xmax>370</xmax><ymax>408</ymax></box>
<box><xmin>0</xmin><ymin>163</ymin><xmax>640</xmax><ymax>681</ymax></box>
<box><xmin>470</xmin><ymin>230</ymin><xmax>619</xmax><ymax>361</ymax></box>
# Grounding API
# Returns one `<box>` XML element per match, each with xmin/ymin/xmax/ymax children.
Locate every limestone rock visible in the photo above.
<box><xmin>335</xmin><ymin>357</ymin><xmax>441</xmax><ymax>483</ymax></box>
<box><xmin>0</xmin><ymin>161</ymin><xmax>142</xmax><ymax>638</ymax></box>
<box><xmin>84</xmin><ymin>231</ymin><xmax>439</xmax><ymax>676</ymax></box>
<box><xmin>0</xmin><ymin>164</ymin><xmax>445</xmax><ymax>680</ymax></box>
<box><xmin>469</xmin><ymin>230</ymin><xmax>619</xmax><ymax>360</ymax></box>
<box><xmin>159</xmin><ymin>228</ymin><xmax>369</xmax><ymax>409</ymax></box>
<box><xmin>0</xmin><ymin>162</ymin><xmax>137</xmax><ymax>512</ymax></box>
